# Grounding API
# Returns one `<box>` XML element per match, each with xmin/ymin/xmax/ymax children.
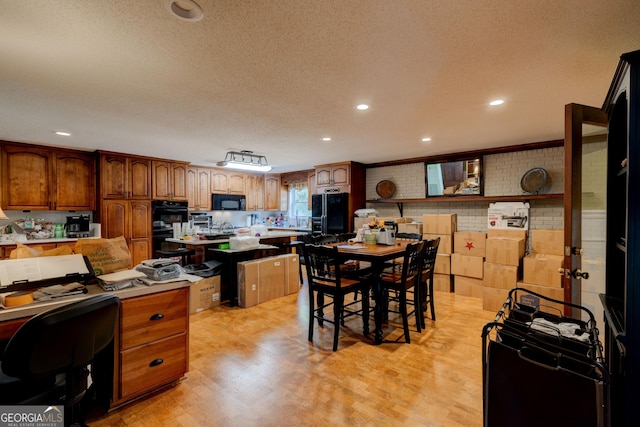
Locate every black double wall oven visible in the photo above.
<box><xmin>152</xmin><ymin>200</ymin><xmax>189</xmax><ymax>255</ymax></box>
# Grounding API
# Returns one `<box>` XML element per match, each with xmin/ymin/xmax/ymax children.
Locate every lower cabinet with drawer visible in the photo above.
<box><xmin>113</xmin><ymin>287</ymin><xmax>189</xmax><ymax>407</ymax></box>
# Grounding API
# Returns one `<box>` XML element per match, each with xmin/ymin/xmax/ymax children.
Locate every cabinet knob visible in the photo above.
<box><xmin>150</xmin><ymin>313</ymin><xmax>165</xmax><ymax>321</ymax></box>
<box><xmin>149</xmin><ymin>358</ymin><xmax>164</xmax><ymax>367</ymax></box>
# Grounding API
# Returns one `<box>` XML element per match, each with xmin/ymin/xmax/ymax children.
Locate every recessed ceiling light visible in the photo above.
<box><xmin>356</xmin><ymin>104</ymin><xmax>369</xmax><ymax>111</ymax></box>
<box><xmin>421</xmin><ymin>137</ymin><xmax>432</xmax><ymax>142</ymax></box>
<box><xmin>321</xmin><ymin>137</ymin><xmax>332</xmax><ymax>142</ymax></box>
<box><xmin>489</xmin><ymin>99</ymin><xmax>505</xmax><ymax>106</ymax></box>
<box><xmin>163</xmin><ymin>0</ymin><xmax>204</xmax><ymax>22</ymax></box>
<box><xmin>54</xmin><ymin>131</ymin><xmax>71</xmax><ymax>136</ymax></box>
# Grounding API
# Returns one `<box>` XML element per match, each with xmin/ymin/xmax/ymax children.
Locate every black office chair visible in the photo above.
<box><xmin>0</xmin><ymin>294</ymin><xmax>120</xmax><ymax>426</ymax></box>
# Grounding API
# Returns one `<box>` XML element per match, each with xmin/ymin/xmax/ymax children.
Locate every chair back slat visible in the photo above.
<box><xmin>302</xmin><ymin>244</ymin><xmax>343</xmax><ymax>289</ymax></box>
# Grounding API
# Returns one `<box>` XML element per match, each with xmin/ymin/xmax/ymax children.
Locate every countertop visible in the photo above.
<box><xmin>0</xmin><ymin>280</ymin><xmax>192</xmax><ymax>322</ymax></box>
<box><xmin>0</xmin><ymin>237</ymin><xmax>79</xmax><ymax>247</ymax></box>
<box><xmin>167</xmin><ymin>230</ymin><xmax>309</xmax><ymax>245</ymax></box>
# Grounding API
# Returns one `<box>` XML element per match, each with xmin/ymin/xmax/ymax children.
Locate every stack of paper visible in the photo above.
<box><xmin>97</xmin><ymin>269</ymin><xmax>146</xmax><ymax>291</ymax></box>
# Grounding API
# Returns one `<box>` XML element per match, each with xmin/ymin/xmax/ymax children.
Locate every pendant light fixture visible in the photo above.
<box><xmin>216</xmin><ymin>150</ymin><xmax>272</xmax><ymax>172</ymax></box>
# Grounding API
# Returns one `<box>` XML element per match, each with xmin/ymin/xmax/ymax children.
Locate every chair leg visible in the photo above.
<box><xmin>308</xmin><ymin>291</ymin><xmax>315</xmax><ymax>343</ymax></box>
<box><xmin>428</xmin><ymin>274</ymin><xmax>436</xmax><ymax>321</ymax></box>
<box><xmin>333</xmin><ymin>295</ymin><xmax>344</xmax><ymax>351</ymax></box>
<box><xmin>317</xmin><ymin>292</ymin><xmax>325</xmax><ymax>327</ymax></box>
<box><xmin>414</xmin><ymin>283</ymin><xmax>423</xmax><ymax>332</ymax></box>
<box><xmin>399</xmin><ymin>289</ymin><xmax>410</xmax><ymax>343</ymax></box>
<box><xmin>298</xmin><ymin>260</ymin><xmax>304</xmax><ymax>285</ymax></box>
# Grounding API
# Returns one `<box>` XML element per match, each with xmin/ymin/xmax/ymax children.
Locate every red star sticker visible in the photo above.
<box><xmin>465</xmin><ymin>241</ymin><xmax>475</xmax><ymax>250</ymax></box>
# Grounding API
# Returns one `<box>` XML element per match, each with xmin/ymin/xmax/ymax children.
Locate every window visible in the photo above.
<box><xmin>288</xmin><ymin>185</ymin><xmax>311</xmax><ymax>227</ymax></box>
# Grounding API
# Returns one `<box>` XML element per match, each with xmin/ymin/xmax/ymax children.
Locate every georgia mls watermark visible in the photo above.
<box><xmin>0</xmin><ymin>405</ymin><xmax>64</xmax><ymax>427</ymax></box>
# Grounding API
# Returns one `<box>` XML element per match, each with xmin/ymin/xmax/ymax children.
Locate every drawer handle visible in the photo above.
<box><xmin>150</xmin><ymin>313</ymin><xmax>164</xmax><ymax>321</ymax></box>
<box><xmin>149</xmin><ymin>358</ymin><xmax>164</xmax><ymax>367</ymax></box>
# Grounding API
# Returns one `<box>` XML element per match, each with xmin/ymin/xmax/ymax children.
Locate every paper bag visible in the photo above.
<box><xmin>74</xmin><ymin>236</ymin><xmax>131</xmax><ymax>275</ymax></box>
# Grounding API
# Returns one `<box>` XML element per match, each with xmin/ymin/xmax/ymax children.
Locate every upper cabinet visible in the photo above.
<box><xmin>211</xmin><ymin>169</ymin><xmax>246</xmax><ymax>194</ymax></box>
<box><xmin>245</xmin><ymin>173</ymin><xmax>265</xmax><ymax>211</ymax></box>
<box><xmin>99</xmin><ymin>152</ymin><xmax>152</xmax><ymax>200</ymax></box>
<box><xmin>264</xmin><ymin>175</ymin><xmax>281</xmax><ymax>211</ymax></box>
<box><xmin>186</xmin><ymin>167</ymin><xmax>211</xmax><ymax>211</ymax></box>
<box><xmin>316</xmin><ymin>162</ymin><xmax>350</xmax><ymax>190</ymax></box>
<box><xmin>1</xmin><ymin>143</ymin><xmax>95</xmax><ymax>210</ymax></box>
<box><xmin>152</xmin><ymin>160</ymin><xmax>188</xmax><ymax>201</ymax></box>
<box><xmin>54</xmin><ymin>150</ymin><xmax>96</xmax><ymax>210</ymax></box>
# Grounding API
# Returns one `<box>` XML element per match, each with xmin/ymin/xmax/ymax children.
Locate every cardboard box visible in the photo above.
<box><xmin>516</xmin><ymin>282</ymin><xmax>565</xmax><ymax>313</ymax></box>
<box><xmin>531</xmin><ymin>229</ymin><xmax>564</xmax><ymax>256</ymax></box>
<box><xmin>487</xmin><ymin>228</ymin><xmax>527</xmax><ymax>240</ymax></box>
<box><xmin>279</xmin><ymin>253</ymin><xmax>300</xmax><ymax>295</ymax></box>
<box><xmin>454</xmin><ymin>231</ymin><xmax>486</xmax><ymax>257</ymax></box>
<box><xmin>454</xmin><ymin>275</ymin><xmax>483</xmax><ymax>298</ymax></box>
<box><xmin>189</xmin><ymin>275</ymin><xmax>221</xmax><ymax>314</ymax></box>
<box><xmin>451</xmin><ymin>253</ymin><xmax>484</xmax><ymax>279</ymax></box>
<box><xmin>423</xmin><ymin>234</ymin><xmax>453</xmax><ymax>254</ymax></box>
<box><xmin>483</xmin><ymin>262</ymin><xmax>519</xmax><ymax>290</ymax></box>
<box><xmin>258</xmin><ymin>257</ymin><xmax>285</xmax><ymax>303</ymax></box>
<box><xmin>238</xmin><ymin>259</ymin><xmax>260</xmax><ymax>307</ymax></box>
<box><xmin>482</xmin><ymin>286</ymin><xmax>510</xmax><ymax>313</ymax></box>
<box><xmin>485</xmin><ymin>238</ymin><xmax>525</xmax><ymax>266</ymax></box>
<box><xmin>422</xmin><ymin>214</ymin><xmax>457</xmax><ymax>235</ymax></box>
<box><xmin>433</xmin><ymin>273</ymin><xmax>452</xmax><ymax>292</ymax></box>
<box><xmin>434</xmin><ymin>254</ymin><xmax>451</xmax><ymax>275</ymax></box>
<box><xmin>398</xmin><ymin>222</ymin><xmax>423</xmax><ymax>235</ymax></box>
<box><xmin>523</xmin><ymin>254</ymin><xmax>564</xmax><ymax>288</ymax></box>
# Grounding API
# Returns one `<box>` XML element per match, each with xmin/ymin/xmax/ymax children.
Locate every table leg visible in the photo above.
<box><xmin>371</xmin><ymin>266</ymin><xmax>384</xmax><ymax>345</ymax></box>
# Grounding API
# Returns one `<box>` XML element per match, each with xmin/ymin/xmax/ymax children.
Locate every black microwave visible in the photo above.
<box><xmin>212</xmin><ymin>194</ymin><xmax>246</xmax><ymax>211</ymax></box>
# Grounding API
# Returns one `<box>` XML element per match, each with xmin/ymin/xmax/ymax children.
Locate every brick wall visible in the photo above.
<box><xmin>365</xmin><ymin>146</ymin><xmax>565</xmax><ymax>232</ymax></box>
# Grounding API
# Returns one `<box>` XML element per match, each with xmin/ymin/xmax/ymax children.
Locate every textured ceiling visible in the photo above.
<box><xmin>1</xmin><ymin>0</ymin><xmax>640</xmax><ymax>172</ymax></box>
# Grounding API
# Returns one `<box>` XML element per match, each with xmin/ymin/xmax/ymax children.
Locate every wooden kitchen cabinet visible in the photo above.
<box><xmin>245</xmin><ymin>173</ymin><xmax>265</xmax><ymax>211</ymax></box>
<box><xmin>54</xmin><ymin>150</ymin><xmax>96</xmax><ymax>210</ymax></box>
<box><xmin>99</xmin><ymin>152</ymin><xmax>152</xmax><ymax>200</ymax></box>
<box><xmin>1</xmin><ymin>143</ymin><xmax>95</xmax><ymax>210</ymax></box>
<box><xmin>152</xmin><ymin>160</ymin><xmax>188</xmax><ymax>201</ymax></box>
<box><xmin>101</xmin><ymin>199</ymin><xmax>151</xmax><ymax>266</ymax></box>
<box><xmin>264</xmin><ymin>174</ymin><xmax>281</xmax><ymax>211</ymax></box>
<box><xmin>316</xmin><ymin>162</ymin><xmax>350</xmax><ymax>188</ymax></box>
<box><xmin>186</xmin><ymin>166</ymin><xmax>212</xmax><ymax>211</ymax></box>
<box><xmin>115</xmin><ymin>287</ymin><xmax>189</xmax><ymax>404</ymax></box>
<box><xmin>211</xmin><ymin>169</ymin><xmax>246</xmax><ymax>194</ymax></box>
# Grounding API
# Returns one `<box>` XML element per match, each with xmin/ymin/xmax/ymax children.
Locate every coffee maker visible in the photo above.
<box><xmin>377</xmin><ymin>220</ymin><xmax>398</xmax><ymax>245</ymax></box>
<box><xmin>66</xmin><ymin>215</ymin><xmax>90</xmax><ymax>238</ymax></box>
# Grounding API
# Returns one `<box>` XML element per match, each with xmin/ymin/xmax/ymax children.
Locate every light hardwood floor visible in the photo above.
<box><xmin>89</xmin><ymin>281</ymin><xmax>497</xmax><ymax>427</ymax></box>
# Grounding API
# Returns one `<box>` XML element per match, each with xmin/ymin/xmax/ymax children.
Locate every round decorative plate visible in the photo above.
<box><xmin>376</xmin><ymin>180</ymin><xmax>396</xmax><ymax>199</ymax></box>
<box><xmin>520</xmin><ymin>167</ymin><xmax>549</xmax><ymax>193</ymax></box>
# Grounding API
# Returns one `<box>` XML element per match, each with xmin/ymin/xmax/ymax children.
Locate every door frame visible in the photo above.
<box><xmin>564</xmin><ymin>103</ymin><xmax>608</xmax><ymax>317</ymax></box>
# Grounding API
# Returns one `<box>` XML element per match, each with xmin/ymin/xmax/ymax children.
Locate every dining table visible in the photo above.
<box><xmin>331</xmin><ymin>241</ymin><xmax>411</xmax><ymax>344</ymax></box>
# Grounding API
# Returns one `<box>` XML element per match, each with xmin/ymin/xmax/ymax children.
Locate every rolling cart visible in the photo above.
<box><xmin>481</xmin><ymin>287</ymin><xmax>610</xmax><ymax>427</ymax></box>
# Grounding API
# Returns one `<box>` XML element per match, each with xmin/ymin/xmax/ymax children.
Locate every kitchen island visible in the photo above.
<box><xmin>167</xmin><ymin>231</ymin><xmax>309</xmax><ymax>306</ymax></box>
<box><xmin>166</xmin><ymin>230</ymin><xmax>310</xmax><ymax>264</ymax></box>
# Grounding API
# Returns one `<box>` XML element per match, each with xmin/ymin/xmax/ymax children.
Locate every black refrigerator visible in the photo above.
<box><xmin>311</xmin><ymin>192</ymin><xmax>349</xmax><ymax>235</ymax></box>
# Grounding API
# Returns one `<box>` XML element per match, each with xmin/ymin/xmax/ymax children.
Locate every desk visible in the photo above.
<box><xmin>208</xmin><ymin>244</ymin><xmax>279</xmax><ymax>306</ymax></box>
<box><xmin>332</xmin><ymin>242</ymin><xmax>409</xmax><ymax>344</ymax></box>
<box><xmin>0</xmin><ymin>280</ymin><xmax>191</xmax><ymax>408</ymax></box>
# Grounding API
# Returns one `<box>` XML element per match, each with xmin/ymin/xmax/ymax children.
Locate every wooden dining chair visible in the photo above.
<box><xmin>290</xmin><ymin>233</ymin><xmax>315</xmax><ymax>284</ymax></box>
<box><xmin>302</xmin><ymin>244</ymin><xmax>370</xmax><ymax>351</ymax></box>
<box><xmin>380</xmin><ymin>240</ymin><xmax>425</xmax><ymax>343</ymax></box>
<box><xmin>419</xmin><ymin>237</ymin><xmax>440</xmax><ymax>326</ymax></box>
